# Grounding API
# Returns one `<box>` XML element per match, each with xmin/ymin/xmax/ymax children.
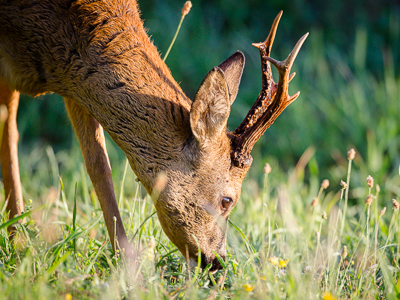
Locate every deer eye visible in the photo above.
<box><xmin>221</xmin><ymin>197</ymin><xmax>233</xmax><ymax>210</ymax></box>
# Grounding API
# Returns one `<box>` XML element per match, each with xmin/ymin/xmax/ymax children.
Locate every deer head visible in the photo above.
<box><xmin>153</xmin><ymin>12</ymin><xmax>308</xmax><ymax>272</ymax></box>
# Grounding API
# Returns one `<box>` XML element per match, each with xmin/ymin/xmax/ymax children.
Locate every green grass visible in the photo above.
<box><xmin>2</xmin><ymin>2</ymin><xmax>400</xmax><ymax>299</ymax></box>
<box><xmin>1</xmin><ymin>140</ymin><xmax>400</xmax><ymax>299</ymax></box>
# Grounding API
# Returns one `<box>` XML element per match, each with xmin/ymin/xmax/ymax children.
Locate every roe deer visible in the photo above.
<box><xmin>0</xmin><ymin>0</ymin><xmax>307</xmax><ymax>271</ymax></box>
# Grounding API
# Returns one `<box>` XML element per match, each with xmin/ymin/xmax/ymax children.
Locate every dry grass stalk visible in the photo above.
<box><xmin>365</xmin><ymin>195</ymin><xmax>373</xmax><ymax>206</ymax></box>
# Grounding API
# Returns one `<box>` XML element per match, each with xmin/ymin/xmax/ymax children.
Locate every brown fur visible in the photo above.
<box><xmin>0</xmin><ymin>0</ymin><xmax>250</xmax><ymax>269</ymax></box>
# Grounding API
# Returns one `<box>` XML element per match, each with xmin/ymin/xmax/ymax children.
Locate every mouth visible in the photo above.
<box><xmin>208</xmin><ymin>257</ymin><xmax>224</xmax><ymax>274</ymax></box>
<box><xmin>188</xmin><ymin>253</ymin><xmax>225</xmax><ymax>273</ymax></box>
<box><xmin>188</xmin><ymin>253</ymin><xmax>224</xmax><ymax>273</ymax></box>
<box><xmin>201</xmin><ymin>253</ymin><xmax>224</xmax><ymax>273</ymax></box>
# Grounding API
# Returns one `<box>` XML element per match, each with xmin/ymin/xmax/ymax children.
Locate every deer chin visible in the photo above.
<box><xmin>158</xmin><ymin>224</ymin><xmax>226</xmax><ymax>272</ymax></box>
<box><xmin>154</xmin><ymin>191</ymin><xmax>228</xmax><ymax>272</ymax></box>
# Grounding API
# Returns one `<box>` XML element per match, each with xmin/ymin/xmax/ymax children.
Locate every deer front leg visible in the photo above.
<box><xmin>0</xmin><ymin>80</ymin><xmax>24</xmax><ymax>229</ymax></box>
<box><xmin>64</xmin><ymin>98</ymin><xmax>132</xmax><ymax>257</ymax></box>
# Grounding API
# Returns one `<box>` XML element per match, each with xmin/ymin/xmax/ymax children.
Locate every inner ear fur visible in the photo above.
<box><xmin>190</xmin><ymin>67</ymin><xmax>230</xmax><ymax>146</ymax></box>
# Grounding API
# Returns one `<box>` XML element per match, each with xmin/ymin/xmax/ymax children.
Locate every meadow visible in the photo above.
<box><xmin>1</xmin><ymin>0</ymin><xmax>400</xmax><ymax>299</ymax></box>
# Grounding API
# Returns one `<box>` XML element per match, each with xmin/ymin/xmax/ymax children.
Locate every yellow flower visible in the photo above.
<box><xmin>65</xmin><ymin>294</ymin><xmax>72</xmax><ymax>300</ymax></box>
<box><xmin>321</xmin><ymin>292</ymin><xmax>336</xmax><ymax>300</ymax></box>
<box><xmin>243</xmin><ymin>283</ymin><xmax>253</xmax><ymax>292</ymax></box>
<box><xmin>261</xmin><ymin>276</ymin><xmax>266</xmax><ymax>281</ymax></box>
<box><xmin>269</xmin><ymin>256</ymin><xmax>279</xmax><ymax>265</ymax></box>
<box><xmin>278</xmin><ymin>259</ymin><xmax>289</xmax><ymax>268</ymax></box>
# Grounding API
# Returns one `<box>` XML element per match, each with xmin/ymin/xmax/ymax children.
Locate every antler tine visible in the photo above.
<box><xmin>289</xmin><ymin>72</ymin><xmax>296</xmax><ymax>82</ymax></box>
<box><xmin>251</xmin><ymin>10</ymin><xmax>282</xmax><ymax>56</ymax></box>
<box><xmin>264</xmin><ymin>32</ymin><xmax>308</xmax><ymax>104</ymax></box>
<box><xmin>230</xmin><ymin>15</ymin><xmax>308</xmax><ymax>169</ymax></box>
<box><xmin>265</xmin><ymin>33</ymin><xmax>309</xmax><ymax>76</ymax></box>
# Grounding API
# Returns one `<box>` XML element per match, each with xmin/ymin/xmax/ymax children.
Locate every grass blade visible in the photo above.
<box><xmin>85</xmin><ymin>241</ymin><xmax>107</xmax><ymax>274</ymax></box>
<box><xmin>229</xmin><ymin>219</ymin><xmax>256</xmax><ymax>255</ymax></box>
<box><xmin>0</xmin><ymin>204</ymin><xmax>47</xmax><ymax>230</ymax></box>
<box><xmin>72</xmin><ymin>182</ymin><xmax>77</xmax><ymax>255</ymax></box>
<box><xmin>130</xmin><ymin>211</ymin><xmax>156</xmax><ymax>242</ymax></box>
<box><xmin>118</xmin><ymin>159</ymin><xmax>129</xmax><ymax>209</ymax></box>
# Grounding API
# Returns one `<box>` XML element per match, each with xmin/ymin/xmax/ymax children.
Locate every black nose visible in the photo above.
<box><xmin>200</xmin><ymin>253</ymin><xmax>225</xmax><ymax>272</ymax></box>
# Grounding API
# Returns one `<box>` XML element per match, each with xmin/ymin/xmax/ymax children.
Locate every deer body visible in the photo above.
<box><xmin>1</xmin><ymin>0</ymin><xmax>192</xmax><ymax>187</ymax></box>
<box><xmin>0</xmin><ymin>0</ymin><xmax>307</xmax><ymax>270</ymax></box>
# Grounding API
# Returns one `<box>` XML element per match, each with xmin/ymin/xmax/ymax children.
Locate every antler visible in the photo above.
<box><xmin>230</xmin><ymin>11</ymin><xmax>309</xmax><ymax>168</ymax></box>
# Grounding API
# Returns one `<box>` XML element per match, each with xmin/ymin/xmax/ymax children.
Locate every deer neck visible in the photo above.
<box><xmin>61</xmin><ymin>2</ymin><xmax>194</xmax><ymax>193</ymax></box>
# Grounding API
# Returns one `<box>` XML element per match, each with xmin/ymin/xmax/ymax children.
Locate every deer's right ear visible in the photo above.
<box><xmin>218</xmin><ymin>51</ymin><xmax>245</xmax><ymax>105</ymax></box>
<box><xmin>190</xmin><ymin>67</ymin><xmax>230</xmax><ymax>146</ymax></box>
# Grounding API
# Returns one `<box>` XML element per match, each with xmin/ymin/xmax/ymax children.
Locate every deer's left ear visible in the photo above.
<box><xmin>218</xmin><ymin>51</ymin><xmax>245</xmax><ymax>105</ymax></box>
<box><xmin>190</xmin><ymin>67</ymin><xmax>230</xmax><ymax>146</ymax></box>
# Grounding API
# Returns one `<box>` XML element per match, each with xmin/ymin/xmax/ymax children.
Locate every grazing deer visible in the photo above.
<box><xmin>0</xmin><ymin>0</ymin><xmax>307</xmax><ymax>271</ymax></box>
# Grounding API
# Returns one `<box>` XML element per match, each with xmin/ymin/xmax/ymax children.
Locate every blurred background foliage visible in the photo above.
<box><xmin>17</xmin><ymin>0</ymin><xmax>400</xmax><ymax>185</ymax></box>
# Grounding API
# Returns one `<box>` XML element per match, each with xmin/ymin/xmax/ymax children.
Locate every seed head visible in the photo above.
<box><xmin>366</xmin><ymin>175</ymin><xmax>374</xmax><ymax>188</ymax></box>
<box><xmin>340</xmin><ymin>180</ymin><xmax>347</xmax><ymax>190</ymax></box>
<box><xmin>380</xmin><ymin>207</ymin><xmax>386</xmax><ymax>216</ymax></box>
<box><xmin>347</xmin><ymin>148</ymin><xmax>356</xmax><ymax>160</ymax></box>
<box><xmin>148</xmin><ymin>237</ymin><xmax>157</xmax><ymax>250</ymax></box>
<box><xmin>322</xmin><ymin>211</ymin><xmax>327</xmax><ymax>219</ymax></box>
<box><xmin>181</xmin><ymin>1</ymin><xmax>192</xmax><ymax>17</ymax></box>
<box><xmin>321</xmin><ymin>179</ymin><xmax>330</xmax><ymax>189</ymax></box>
<box><xmin>263</xmin><ymin>163</ymin><xmax>272</xmax><ymax>174</ymax></box>
<box><xmin>341</xmin><ymin>245</ymin><xmax>348</xmax><ymax>259</ymax></box>
<box><xmin>311</xmin><ymin>197</ymin><xmax>318</xmax><ymax>207</ymax></box>
<box><xmin>392</xmin><ymin>199</ymin><xmax>399</xmax><ymax>210</ymax></box>
<box><xmin>315</xmin><ymin>231</ymin><xmax>320</xmax><ymax>239</ymax></box>
<box><xmin>365</xmin><ymin>195</ymin><xmax>373</xmax><ymax>206</ymax></box>
<box><xmin>89</xmin><ymin>228</ymin><xmax>97</xmax><ymax>239</ymax></box>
